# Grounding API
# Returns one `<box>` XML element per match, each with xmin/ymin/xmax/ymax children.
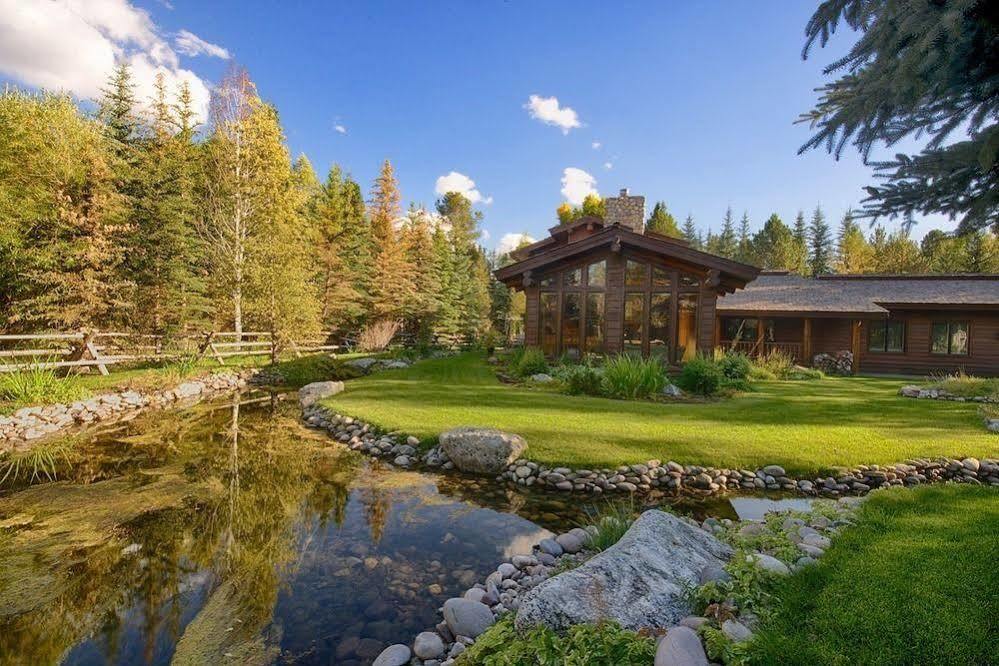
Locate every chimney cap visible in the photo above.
<box><xmin>619</xmin><ymin>188</ymin><xmax>629</xmax><ymax>197</ymax></box>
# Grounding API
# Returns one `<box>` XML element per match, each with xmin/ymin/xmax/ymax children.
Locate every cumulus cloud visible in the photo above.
<box><xmin>334</xmin><ymin>123</ymin><xmax>347</xmax><ymax>134</ymax></box>
<box><xmin>561</xmin><ymin>167</ymin><xmax>598</xmax><ymax>205</ymax></box>
<box><xmin>524</xmin><ymin>94</ymin><xmax>581</xmax><ymax>134</ymax></box>
<box><xmin>0</xmin><ymin>0</ymin><xmax>219</xmax><ymax>123</ymax></box>
<box><xmin>497</xmin><ymin>233</ymin><xmax>536</xmax><ymax>256</ymax></box>
<box><xmin>435</xmin><ymin>171</ymin><xmax>493</xmax><ymax>205</ymax></box>
<box><xmin>175</xmin><ymin>29</ymin><xmax>230</xmax><ymax>59</ymax></box>
<box><xmin>591</xmin><ymin>141</ymin><xmax>601</xmax><ymax>149</ymax></box>
<box><xmin>603</xmin><ymin>161</ymin><xmax>614</xmax><ymax>170</ymax></box>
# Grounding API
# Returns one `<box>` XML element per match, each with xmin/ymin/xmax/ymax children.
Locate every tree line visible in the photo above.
<box><xmin>0</xmin><ymin>64</ymin><xmax>493</xmax><ymax>348</ymax></box>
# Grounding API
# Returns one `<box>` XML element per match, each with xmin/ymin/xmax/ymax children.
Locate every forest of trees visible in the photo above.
<box><xmin>0</xmin><ymin>64</ymin><xmax>495</xmax><ymax>349</ymax></box>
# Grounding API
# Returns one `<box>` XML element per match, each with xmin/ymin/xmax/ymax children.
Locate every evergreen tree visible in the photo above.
<box><xmin>681</xmin><ymin>214</ymin><xmax>701</xmax><ymax>249</ymax></box>
<box><xmin>646</xmin><ymin>201</ymin><xmax>681</xmax><ymax>237</ymax></box>
<box><xmin>436</xmin><ymin>192</ymin><xmax>489</xmax><ymax>340</ymax></box>
<box><xmin>368</xmin><ymin>159</ymin><xmax>414</xmax><ymax>321</ymax></box>
<box><xmin>871</xmin><ymin>226</ymin><xmax>925</xmax><ymax>273</ymax></box>
<box><xmin>808</xmin><ymin>205</ymin><xmax>833</xmax><ymax>275</ymax></box>
<box><xmin>400</xmin><ymin>206</ymin><xmax>438</xmax><ymax>340</ymax></box>
<box><xmin>800</xmin><ymin>0</ymin><xmax>999</xmax><ymax>232</ymax></box>
<box><xmin>964</xmin><ymin>232</ymin><xmax>999</xmax><ymax>273</ymax></box>
<box><xmin>836</xmin><ymin>209</ymin><xmax>875</xmax><ymax>273</ymax></box>
<box><xmin>735</xmin><ymin>211</ymin><xmax>753</xmax><ymax>263</ymax></box>
<box><xmin>715</xmin><ymin>207</ymin><xmax>738</xmax><ymax>258</ymax></box>
<box><xmin>790</xmin><ymin>211</ymin><xmax>809</xmax><ymax>274</ymax></box>
<box><xmin>920</xmin><ymin>229</ymin><xmax>968</xmax><ymax>273</ymax></box>
<box><xmin>751</xmin><ymin>214</ymin><xmax>797</xmax><ymax>269</ymax></box>
<box><xmin>430</xmin><ymin>223</ymin><xmax>457</xmax><ymax>337</ymax></box>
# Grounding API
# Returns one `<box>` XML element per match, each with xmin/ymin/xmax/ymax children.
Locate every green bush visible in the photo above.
<box><xmin>753</xmin><ymin>349</ymin><xmax>794</xmax><ymax>378</ymax></box>
<box><xmin>677</xmin><ymin>356</ymin><xmax>724</xmax><ymax>396</ymax></box>
<box><xmin>748</xmin><ymin>365</ymin><xmax>777</xmax><ymax>381</ymax></box>
<box><xmin>601</xmin><ymin>354</ymin><xmax>666</xmax><ymax>400</ymax></box>
<box><xmin>457</xmin><ymin>615</ymin><xmax>655</xmax><ymax>665</ymax></box>
<box><xmin>510</xmin><ymin>347</ymin><xmax>549</xmax><ymax>378</ymax></box>
<box><xmin>716</xmin><ymin>351</ymin><xmax>752</xmax><ymax>380</ymax></box>
<box><xmin>562</xmin><ymin>363</ymin><xmax>604</xmax><ymax>396</ymax></box>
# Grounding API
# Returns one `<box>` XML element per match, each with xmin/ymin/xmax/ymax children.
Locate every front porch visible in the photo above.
<box><xmin>715</xmin><ymin>316</ymin><xmax>821</xmax><ymax>365</ymax></box>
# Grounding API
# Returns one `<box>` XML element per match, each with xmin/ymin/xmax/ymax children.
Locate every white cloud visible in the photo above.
<box><xmin>524</xmin><ymin>94</ymin><xmax>581</xmax><ymax>134</ymax></box>
<box><xmin>497</xmin><ymin>233</ymin><xmax>535</xmax><ymax>256</ymax></box>
<box><xmin>174</xmin><ymin>29</ymin><xmax>229</xmax><ymax>59</ymax></box>
<box><xmin>603</xmin><ymin>161</ymin><xmax>613</xmax><ymax>170</ymax></box>
<box><xmin>0</xmin><ymin>0</ymin><xmax>220</xmax><ymax>123</ymax></box>
<box><xmin>435</xmin><ymin>171</ymin><xmax>493</xmax><ymax>205</ymax></box>
<box><xmin>591</xmin><ymin>141</ymin><xmax>601</xmax><ymax>149</ymax></box>
<box><xmin>334</xmin><ymin>123</ymin><xmax>347</xmax><ymax>134</ymax></box>
<box><xmin>560</xmin><ymin>167</ymin><xmax>598</xmax><ymax>205</ymax></box>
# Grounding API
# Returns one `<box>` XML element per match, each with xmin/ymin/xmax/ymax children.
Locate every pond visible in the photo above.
<box><xmin>0</xmin><ymin>390</ymin><xmax>807</xmax><ymax>665</ymax></box>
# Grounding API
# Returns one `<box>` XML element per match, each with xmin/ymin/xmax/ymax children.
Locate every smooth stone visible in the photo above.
<box><xmin>413</xmin><ymin>632</ymin><xmax>445</xmax><ymax>660</ymax></box>
<box><xmin>538</xmin><ymin>538</ymin><xmax>563</xmax><ymax>556</ymax></box>
<box><xmin>555</xmin><ymin>532</ymin><xmax>585</xmax><ymax>554</ymax></box>
<box><xmin>439</xmin><ymin>427</ymin><xmax>528</xmax><ymax>474</ymax></box>
<box><xmin>372</xmin><ymin>644</ymin><xmax>411</xmax><ymax>666</ymax></box>
<box><xmin>747</xmin><ymin>553</ymin><xmax>790</xmax><ymax>576</ymax></box>
<box><xmin>298</xmin><ymin>380</ymin><xmax>345</xmax><ymax>407</ymax></box>
<box><xmin>679</xmin><ymin>616</ymin><xmax>709</xmax><ymax>631</ymax></box>
<box><xmin>654</xmin><ymin>626</ymin><xmax>709</xmax><ymax>666</ymax></box>
<box><xmin>721</xmin><ymin>619</ymin><xmax>754</xmax><ymax>643</ymax></box>
<box><xmin>442</xmin><ymin>598</ymin><xmax>495</xmax><ymax>638</ymax></box>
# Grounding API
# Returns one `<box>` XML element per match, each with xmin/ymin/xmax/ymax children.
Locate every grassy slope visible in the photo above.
<box><xmin>751</xmin><ymin>485</ymin><xmax>999</xmax><ymax>665</ymax></box>
<box><xmin>323</xmin><ymin>353</ymin><xmax>996</xmax><ymax>474</ymax></box>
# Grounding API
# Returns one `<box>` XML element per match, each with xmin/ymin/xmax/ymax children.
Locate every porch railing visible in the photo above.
<box><xmin>721</xmin><ymin>340</ymin><xmax>803</xmax><ymax>362</ymax></box>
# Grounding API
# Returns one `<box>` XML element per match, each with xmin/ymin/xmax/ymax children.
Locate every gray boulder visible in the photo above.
<box><xmin>655</xmin><ymin>626</ymin><xmax>709</xmax><ymax>666</ymax></box>
<box><xmin>442</xmin><ymin>598</ymin><xmax>495</xmax><ymax>638</ymax></box>
<box><xmin>439</xmin><ymin>427</ymin><xmax>528</xmax><ymax>474</ymax></box>
<box><xmin>530</xmin><ymin>373</ymin><xmax>555</xmax><ymax>383</ymax></box>
<box><xmin>372</xmin><ymin>644</ymin><xmax>410</xmax><ymax>666</ymax></box>
<box><xmin>413</xmin><ymin>632</ymin><xmax>445</xmax><ymax>659</ymax></box>
<box><xmin>515</xmin><ymin>510</ymin><xmax>732</xmax><ymax>632</ymax></box>
<box><xmin>298</xmin><ymin>380</ymin><xmax>345</xmax><ymax>407</ymax></box>
<box><xmin>345</xmin><ymin>357</ymin><xmax>381</xmax><ymax>372</ymax></box>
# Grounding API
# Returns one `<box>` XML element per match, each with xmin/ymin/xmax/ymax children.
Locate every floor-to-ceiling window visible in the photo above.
<box><xmin>536</xmin><ymin>259</ymin><xmax>606</xmax><ymax>357</ymax></box>
<box><xmin>539</xmin><ymin>292</ymin><xmax>558</xmax><ymax>356</ymax></box>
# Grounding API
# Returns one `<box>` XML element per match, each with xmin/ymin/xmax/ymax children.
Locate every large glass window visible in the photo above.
<box><xmin>625</xmin><ymin>260</ymin><xmax>646</xmax><ymax>287</ymax></box>
<box><xmin>564</xmin><ymin>267</ymin><xmax>582</xmax><ymax>288</ymax></box>
<box><xmin>585</xmin><ymin>293</ymin><xmax>605</xmax><ymax>352</ymax></box>
<box><xmin>930</xmin><ymin>321</ymin><xmax>969</xmax><ymax>355</ymax></box>
<box><xmin>652</xmin><ymin>267</ymin><xmax>671</xmax><ymax>289</ymax></box>
<box><xmin>539</xmin><ymin>275</ymin><xmax>554</xmax><ymax>288</ymax></box>
<box><xmin>868</xmin><ymin>320</ymin><xmax>905</xmax><ymax>353</ymax></box>
<box><xmin>562</xmin><ymin>293</ymin><xmax>581</xmax><ymax>358</ymax></box>
<box><xmin>587</xmin><ymin>261</ymin><xmax>606</xmax><ymax>288</ymax></box>
<box><xmin>724</xmin><ymin>318</ymin><xmax>758</xmax><ymax>342</ymax></box>
<box><xmin>539</xmin><ymin>293</ymin><xmax>558</xmax><ymax>355</ymax></box>
<box><xmin>679</xmin><ymin>274</ymin><xmax>699</xmax><ymax>289</ymax></box>
<box><xmin>649</xmin><ymin>293</ymin><xmax>671</xmax><ymax>358</ymax></box>
<box><xmin>677</xmin><ymin>294</ymin><xmax>698</xmax><ymax>361</ymax></box>
<box><xmin>623</xmin><ymin>293</ymin><xmax>644</xmax><ymax>355</ymax></box>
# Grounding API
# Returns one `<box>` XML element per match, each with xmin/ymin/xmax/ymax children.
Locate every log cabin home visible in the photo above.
<box><xmin>494</xmin><ymin>189</ymin><xmax>999</xmax><ymax>376</ymax></box>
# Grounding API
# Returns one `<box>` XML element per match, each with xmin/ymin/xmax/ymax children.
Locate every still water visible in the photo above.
<box><xmin>0</xmin><ymin>391</ymin><xmax>802</xmax><ymax>665</ymax></box>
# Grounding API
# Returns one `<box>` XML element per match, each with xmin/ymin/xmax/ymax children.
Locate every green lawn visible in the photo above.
<box><xmin>322</xmin><ymin>353</ymin><xmax>997</xmax><ymax>474</ymax></box>
<box><xmin>750</xmin><ymin>485</ymin><xmax>999</xmax><ymax>665</ymax></box>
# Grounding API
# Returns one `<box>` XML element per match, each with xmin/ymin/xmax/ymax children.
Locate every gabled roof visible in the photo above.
<box><xmin>717</xmin><ymin>273</ymin><xmax>999</xmax><ymax>316</ymax></box>
<box><xmin>495</xmin><ymin>224</ymin><xmax>760</xmax><ymax>293</ymax></box>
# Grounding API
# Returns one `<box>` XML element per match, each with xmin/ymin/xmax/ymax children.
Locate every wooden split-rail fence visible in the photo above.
<box><xmin>0</xmin><ymin>330</ymin><xmax>343</xmax><ymax>375</ymax></box>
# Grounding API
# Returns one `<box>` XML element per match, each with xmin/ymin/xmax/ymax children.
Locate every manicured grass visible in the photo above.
<box><xmin>323</xmin><ymin>353</ymin><xmax>997</xmax><ymax>474</ymax></box>
<box><xmin>750</xmin><ymin>485</ymin><xmax>999</xmax><ymax>665</ymax></box>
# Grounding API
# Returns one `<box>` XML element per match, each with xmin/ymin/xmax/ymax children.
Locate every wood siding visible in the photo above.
<box><xmin>858</xmin><ymin>311</ymin><xmax>999</xmax><ymax>376</ymax></box>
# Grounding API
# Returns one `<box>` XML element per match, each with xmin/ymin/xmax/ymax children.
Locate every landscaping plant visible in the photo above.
<box><xmin>0</xmin><ymin>365</ymin><xmax>86</xmax><ymax>408</ymax></box>
<box><xmin>510</xmin><ymin>347</ymin><xmax>549</xmax><ymax>378</ymax></box>
<box><xmin>581</xmin><ymin>501</ymin><xmax>636</xmax><ymax>551</ymax></box>
<box><xmin>562</xmin><ymin>363</ymin><xmax>604</xmax><ymax>396</ymax></box>
<box><xmin>676</xmin><ymin>355</ymin><xmax>724</xmax><ymax>397</ymax></box>
<box><xmin>601</xmin><ymin>354</ymin><xmax>665</xmax><ymax>400</ymax></box>
<box><xmin>715</xmin><ymin>350</ymin><xmax>752</xmax><ymax>381</ymax></box>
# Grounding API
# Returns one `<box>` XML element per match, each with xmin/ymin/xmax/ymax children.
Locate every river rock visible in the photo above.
<box><xmin>442</xmin><ymin>598</ymin><xmax>495</xmax><ymax>638</ymax></box>
<box><xmin>654</xmin><ymin>626</ymin><xmax>709</xmax><ymax>666</ymax></box>
<box><xmin>747</xmin><ymin>552</ymin><xmax>790</xmax><ymax>576</ymax></box>
<box><xmin>372</xmin><ymin>644</ymin><xmax>411</xmax><ymax>666</ymax></box>
<box><xmin>515</xmin><ymin>510</ymin><xmax>732</xmax><ymax>632</ymax></box>
<box><xmin>298</xmin><ymin>380</ymin><xmax>345</xmax><ymax>407</ymax></box>
<box><xmin>413</xmin><ymin>632</ymin><xmax>445</xmax><ymax>659</ymax></box>
<box><xmin>439</xmin><ymin>427</ymin><xmax>528</xmax><ymax>474</ymax></box>
<box><xmin>346</xmin><ymin>357</ymin><xmax>381</xmax><ymax>372</ymax></box>
<box><xmin>721</xmin><ymin>619</ymin><xmax>754</xmax><ymax>643</ymax></box>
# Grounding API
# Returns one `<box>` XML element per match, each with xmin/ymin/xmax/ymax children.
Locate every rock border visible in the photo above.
<box><xmin>0</xmin><ymin>369</ymin><xmax>257</xmax><ymax>449</ymax></box>
<box><xmin>301</xmin><ymin>405</ymin><xmax>999</xmax><ymax>498</ymax></box>
<box><xmin>899</xmin><ymin>385</ymin><xmax>999</xmax><ymax>432</ymax></box>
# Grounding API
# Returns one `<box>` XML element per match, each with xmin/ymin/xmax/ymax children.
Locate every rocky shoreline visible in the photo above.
<box><xmin>0</xmin><ymin>369</ymin><xmax>256</xmax><ymax>450</ymax></box>
<box><xmin>301</xmin><ymin>404</ymin><xmax>999</xmax><ymax>498</ymax></box>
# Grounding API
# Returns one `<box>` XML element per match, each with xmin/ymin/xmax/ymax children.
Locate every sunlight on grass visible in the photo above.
<box><xmin>324</xmin><ymin>353</ymin><xmax>997</xmax><ymax>475</ymax></box>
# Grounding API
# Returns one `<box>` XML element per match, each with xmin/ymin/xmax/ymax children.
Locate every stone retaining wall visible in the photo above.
<box><xmin>301</xmin><ymin>405</ymin><xmax>999</xmax><ymax>497</ymax></box>
<box><xmin>0</xmin><ymin>370</ymin><xmax>256</xmax><ymax>450</ymax></box>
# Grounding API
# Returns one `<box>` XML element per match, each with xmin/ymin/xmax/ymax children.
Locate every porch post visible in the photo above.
<box><xmin>713</xmin><ymin>314</ymin><xmax>721</xmax><ymax>351</ymax></box>
<box><xmin>850</xmin><ymin>319</ymin><xmax>861</xmax><ymax>375</ymax></box>
<box><xmin>802</xmin><ymin>318</ymin><xmax>812</xmax><ymax>365</ymax></box>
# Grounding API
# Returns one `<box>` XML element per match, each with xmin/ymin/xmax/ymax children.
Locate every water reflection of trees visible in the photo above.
<box><xmin>0</xmin><ymin>393</ymin><xmax>357</xmax><ymax>665</ymax></box>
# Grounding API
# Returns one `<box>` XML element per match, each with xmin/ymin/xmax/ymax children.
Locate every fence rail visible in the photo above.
<box><xmin>0</xmin><ymin>329</ymin><xmax>343</xmax><ymax>374</ymax></box>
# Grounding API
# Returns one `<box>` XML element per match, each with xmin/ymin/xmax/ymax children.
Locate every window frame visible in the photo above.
<box><xmin>536</xmin><ymin>258</ymin><xmax>608</xmax><ymax>357</ymax></box>
<box><xmin>867</xmin><ymin>319</ymin><xmax>906</xmax><ymax>354</ymax></box>
<box><xmin>929</xmin><ymin>320</ymin><xmax>970</xmax><ymax>356</ymax></box>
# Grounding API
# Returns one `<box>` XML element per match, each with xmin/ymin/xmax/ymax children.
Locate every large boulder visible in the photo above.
<box><xmin>515</xmin><ymin>510</ymin><xmax>732</xmax><ymax>632</ymax></box>
<box><xmin>442</xmin><ymin>598</ymin><xmax>495</xmax><ymax>638</ymax></box>
<box><xmin>655</xmin><ymin>626</ymin><xmax>709</xmax><ymax>666</ymax></box>
<box><xmin>439</xmin><ymin>427</ymin><xmax>528</xmax><ymax>474</ymax></box>
<box><xmin>345</xmin><ymin>357</ymin><xmax>381</xmax><ymax>372</ymax></box>
<box><xmin>298</xmin><ymin>381</ymin><xmax>345</xmax><ymax>407</ymax></box>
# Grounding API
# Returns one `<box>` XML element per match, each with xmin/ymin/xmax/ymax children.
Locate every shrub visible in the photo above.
<box><xmin>716</xmin><ymin>351</ymin><xmax>752</xmax><ymax>380</ymax></box>
<box><xmin>0</xmin><ymin>365</ymin><xmax>86</xmax><ymax>408</ymax></box>
<box><xmin>162</xmin><ymin>354</ymin><xmax>200</xmax><ymax>383</ymax></box>
<box><xmin>677</xmin><ymin>356</ymin><xmax>724</xmax><ymax>397</ymax></box>
<box><xmin>268</xmin><ymin>354</ymin><xmax>340</xmax><ymax>387</ymax></box>
<box><xmin>562</xmin><ymin>363</ymin><xmax>604</xmax><ymax>396</ymax></box>
<box><xmin>357</xmin><ymin>319</ymin><xmax>400</xmax><ymax>352</ymax></box>
<box><xmin>601</xmin><ymin>354</ymin><xmax>666</xmax><ymax>400</ymax></box>
<box><xmin>753</xmin><ymin>349</ymin><xmax>794</xmax><ymax>378</ymax></box>
<box><xmin>511</xmin><ymin>347</ymin><xmax>549</xmax><ymax>378</ymax></box>
<box><xmin>748</xmin><ymin>365</ymin><xmax>777</xmax><ymax>381</ymax></box>
<box><xmin>783</xmin><ymin>366</ymin><xmax>824</xmax><ymax>381</ymax></box>
<box><xmin>583</xmin><ymin>501</ymin><xmax>636</xmax><ymax>551</ymax></box>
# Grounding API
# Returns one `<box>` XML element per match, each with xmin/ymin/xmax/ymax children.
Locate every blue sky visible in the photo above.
<box><xmin>1</xmin><ymin>1</ymin><xmax>951</xmax><ymax>252</ymax></box>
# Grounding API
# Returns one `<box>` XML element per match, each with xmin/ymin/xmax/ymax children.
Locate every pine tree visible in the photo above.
<box><xmin>368</xmin><ymin>160</ymin><xmax>414</xmax><ymax>321</ymax></box>
<box><xmin>871</xmin><ymin>226</ymin><xmax>925</xmax><ymax>273</ymax></box>
<box><xmin>808</xmin><ymin>205</ymin><xmax>833</xmax><ymax>275</ymax></box>
<box><xmin>430</xmin><ymin>223</ymin><xmax>458</xmax><ymax>338</ymax></box>
<box><xmin>400</xmin><ymin>206</ymin><xmax>438</xmax><ymax>340</ymax></box>
<box><xmin>751</xmin><ymin>214</ymin><xmax>797</xmax><ymax>269</ymax></box>
<box><xmin>681</xmin><ymin>214</ymin><xmax>701</xmax><ymax>249</ymax></box>
<box><xmin>646</xmin><ymin>201</ymin><xmax>681</xmax><ymax>237</ymax></box>
<box><xmin>736</xmin><ymin>211</ymin><xmax>753</xmax><ymax>263</ymax></box>
<box><xmin>436</xmin><ymin>192</ymin><xmax>489</xmax><ymax>340</ymax></box>
<box><xmin>790</xmin><ymin>211</ymin><xmax>809</xmax><ymax>274</ymax></box>
<box><xmin>835</xmin><ymin>210</ymin><xmax>874</xmax><ymax>273</ymax></box>
<box><xmin>920</xmin><ymin>229</ymin><xmax>967</xmax><ymax>273</ymax></box>
<box><xmin>964</xmin><ymin>232</ymin><xmax>999</xmax><ymax>273</ymax></box>
<box><xmin>715</xmin><ymin>207</ymin><xmax>738</xmax><ymax>258</ymax></box>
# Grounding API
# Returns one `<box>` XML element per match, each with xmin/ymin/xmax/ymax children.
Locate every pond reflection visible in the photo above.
<box><xmin>0</xmin><ymin>391</ymin><xmax>808</xmax><ymax>665</ymax></box>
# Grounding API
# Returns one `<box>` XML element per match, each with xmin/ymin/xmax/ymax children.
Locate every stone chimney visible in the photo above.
<box><xmin>604</xmin><ymin>188</ymin><xmax>645</xmax><ymax>233</ymax></box>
